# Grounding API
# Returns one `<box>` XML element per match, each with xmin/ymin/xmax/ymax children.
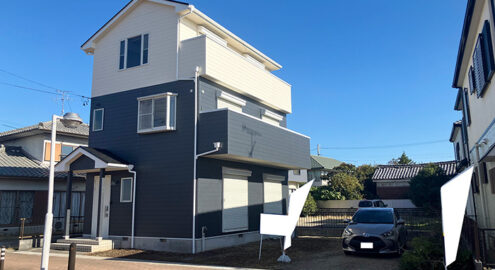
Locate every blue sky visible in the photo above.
<box><xmin>0</xmin><ymin>0</ymin><xmax>466</xmax><ymax>165</ymax></box>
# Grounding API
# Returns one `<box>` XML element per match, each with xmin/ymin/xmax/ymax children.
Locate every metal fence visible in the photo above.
<box><xmin>296</xmin><ymin>208</ymin><xmax>440</xmax><ymax>238</ymax></box>
<box><xmin>460</xmin><ymin>216</ymin><xmax>495</xmax><ymax>268</ymax></box>
<box><xmin>18</xmin><ymin>216</ymin><xmax>84</xmax><ymax>240</ymax></box>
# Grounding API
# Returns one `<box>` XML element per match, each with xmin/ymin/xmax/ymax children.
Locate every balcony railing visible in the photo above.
<box><xmin>198</xmin><ymin>109</ymin><xmax>310</xmax><ymax>169</ymax></box>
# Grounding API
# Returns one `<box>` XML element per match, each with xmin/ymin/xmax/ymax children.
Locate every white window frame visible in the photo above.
<box><xmin>137</xmin><ymin>92</ymin><xmax>177</xmax><ymax>133</ymax></box>
<box><xmin>261</xmin><ymin>109</ymin><xmax>283</xmax><ymax>126</ymax></box>
<box><xmin>92</xmin><ymin>108</ymin><xmax>104</xmax><ymax>131</ymax></box>
<box><xmin>120</xmin><ymin>177</ymin><xmax>133</xmax><ymax>203</ymax></box>
<box><xmin>119</xmin><ymin>33</ymin><xmax>150</xmax><ymax>70</ymax></box>
<box><xmin>216</xmin><ymin>91</ymin><xmax>246</xmax><ymax>113</ymax></box>
<box><xmin>42</xmin><ymin>140</ymin><xmax>87</xmax><ymax>163</ymax></box>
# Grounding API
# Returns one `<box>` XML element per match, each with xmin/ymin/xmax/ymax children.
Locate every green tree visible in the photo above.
<box><xmin>327</xmin><ymin>163</ymin><xmax>357</xmax><ymax>179</ymax></box>
<box><xmin>409</xmin><ymin>163</ymin><xmax>451</xmax><ymax>210</ymax></box>
<box><xmin>301</xmin><ymin>193</ymin><xmax>318</xmax><ymax>216</ymax></box>
<box><xmin>329</xmin><ymin>172</ymin><xmax>363</xmax><ymax>200</ymax></box>
<box><xmin>389</xmin><ymin>152</ymin><xmax>415</xmax><ymax>165</ymax></box>
<box><xmin>356</xmin><ymin>164</ymin><xmax>377</xmax><ymax>199</ymax></box>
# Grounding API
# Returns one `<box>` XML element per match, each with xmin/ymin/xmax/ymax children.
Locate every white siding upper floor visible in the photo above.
<box><xmin>458</xmin><ymin>0</ymin><xmax>495</xmax><ymax>152</ymax></box>
<box><xmin>91</xmin><ymin>1</ymin><xmax>179</xmax><ymax>98</ymax></box>
<box><xmin>85</xmin><ymin>0</ymin><xmax>292</xmax><ymax>113</ymax></box>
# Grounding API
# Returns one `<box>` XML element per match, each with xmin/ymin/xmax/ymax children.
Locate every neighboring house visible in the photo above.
<box><xmin>451</xmin><ymin>0</ymin><xmax>495</xmax><ymax>265</ymax></box>
<box><xmin>0</xmin><ymin>121</ymin><xmax>88</xmax><ymax>235</ymax></box>
<box><xmin>308</xmin><ymin>155</ymin><xmax>343</xmax><ymax>186</ymax></box>
<box><xmin>55</xmin><ymin>0</ymin><xmax>310</xmax><ymax>254</ymax></box>
<box><xmin>371</xmin><ymin>161</ymin><xmax>457</xmax><ymax>200</ymax></box>
<box><xmin>288</xmin><ymin>169</ymin><xmax>308</xmax><ymax>194</ymax></box>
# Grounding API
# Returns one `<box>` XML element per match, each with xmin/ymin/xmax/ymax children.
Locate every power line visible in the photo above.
<box><xmin>312</xmin><ymin>139</ymin><xmax>446</xmax><ymax>150</ymax></box>
<box><xmin>0</xmin><ymin>68</ymin><xmax>90</xmax><ymax>100</ymax></box>
<box><xmin>0</xmin><ymin>82</ymin><xmax>61</xmax><ymax>96</ymax></box>
<box><xmin>0</xmin><ymin>81</ymin><xmax>90</xmax><ymax>100</ymax></box>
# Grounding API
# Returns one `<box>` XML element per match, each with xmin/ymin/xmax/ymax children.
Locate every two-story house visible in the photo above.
<box><xmin>55</xmin><ymin>0</ymin><xmax>310</xmax><ymax>254</ymax></box>
<box><xmin>451</xmin><ymin>0</ymin><xmax>495</xmax><ymax>265</ymax></box>
<box><xmin>0</xmin><ymin>121</ymin><xmax>88</xmax><ymax>237</ymax></box>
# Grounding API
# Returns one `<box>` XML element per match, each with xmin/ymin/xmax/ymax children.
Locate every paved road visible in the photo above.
<box><xmin>284</xmin><ymin>251</ymin><xmax>401</xmax><ymax>270</ymax></box>
<box><xmin>6</xmin><ymin>252</ymin><xmax>254</xmax><ymax>270</ymax></box>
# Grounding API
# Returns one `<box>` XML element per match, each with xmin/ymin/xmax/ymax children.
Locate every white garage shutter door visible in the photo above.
<box><xmin>222</xmin><ymin>175</ymin><xmax>248</xmax><ymax>232</ymax></box>
<box><xmin>264</xmin><ymin>180</ymin><xmax>283</xmax><ymax>214</ymax></box>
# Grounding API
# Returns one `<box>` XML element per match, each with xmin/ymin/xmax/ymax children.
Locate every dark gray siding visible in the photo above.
<box><xmin>89</xmin><ymin>80</ymin><xmax>195</xmax><ymax>238</ymax></box>
<box><xmin>198</xmin><ymin>78</ymin><xmax>287</xmax><ymax>127</ymax></box>
<box><xmin>83</xmin><ymin>173</ymin><xmax>95</xmax><ymax>235</ymax></box>
<box><xmin>108</xmin><ymin>171</ymin><xmax>134</xmax><ymax>236</ymax></box>
<box><xmin>198</xmin><ymin>109</ymin><xmax>310</xmax><ymax>169</ymax></box>
<box><xmin>70</xmin><ymin>156</ymin><xmax>95</xmax><ymax>171</ymax></box>
<box><xmin>195</xmin><ymin>158</ymin><xmax>288</xmax><ymax>238</ymax></box>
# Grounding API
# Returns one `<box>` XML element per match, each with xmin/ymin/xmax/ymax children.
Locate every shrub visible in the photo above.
<box><xmin>400</xmin><ymin>236</ymin><xmax>474</xmax><ymax>270</ymax></box>
<box><xmin>409</xmin><ymin>163</ymin><xmax>451</xmax><ymax>210</ymax></box>
<box><xmin>301</xmin><ymin>193</ymin><xmax>318</xmax><ymax>217</ymax></box>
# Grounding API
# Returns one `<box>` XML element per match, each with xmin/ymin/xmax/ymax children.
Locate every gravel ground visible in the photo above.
<box><xmin>92</xmin><ymin>237</ymin><xmax>400</xmax><ymax>270</ymax></box>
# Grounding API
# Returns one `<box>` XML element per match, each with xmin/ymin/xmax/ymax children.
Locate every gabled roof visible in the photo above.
<box><xmin>81</xmin><ymin>0</ymin><xmax>282</xmax><ymax>71</ymax></box>
<box><xmin>55</xmin><ymin>146</ymin><xmax>129</xmax><ymax>172</ymax></box>
<box><xmin>371</xmin><ymin>161</ymin><xmax>457</xmax><ymax>181</ymax></box>
<box><xmin>449</xmin><ymin>120</ymin><xmax>463</xmax><ymax>142</ymax></box>
<box><xmin>0</xmin><ymin>145</ymin><xmax>67</xmax><ymax>179</ymax></box>
<box><xmin>310</xmin><ymin>155</ymin><xmax>343</xmax><ymax>170</ymax></box>
<box><xmin>0</xmin><ymin>121</ymin><xmax>89</xmax><ymax>142</ymax></box>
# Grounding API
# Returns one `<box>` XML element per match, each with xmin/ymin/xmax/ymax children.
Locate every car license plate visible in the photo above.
<box><xmin>360</xmin><ymin>242</ymin><xmax>373</xmax><ymax>249</ymax></box>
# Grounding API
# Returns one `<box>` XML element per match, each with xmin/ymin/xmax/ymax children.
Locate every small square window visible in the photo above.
<box><xmin>93</xmin><ymin>108</ymin><xmax>104</xmax><ymax>131</ymax></box>
<box><xmin>120</xmin><ymin>178</ymin><xmax>133</xmax><ymax>203</ymax></box>
<box><xmin>293</xmin><ymin>170</ymin><xmax>301</xmax><ymax>175</ymax></box>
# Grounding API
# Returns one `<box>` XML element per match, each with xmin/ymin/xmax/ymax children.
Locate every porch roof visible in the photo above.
<box><xmin>55</xmin><ymin>146</ymin><xmax>131</xmax><ymax>173</ymax></box>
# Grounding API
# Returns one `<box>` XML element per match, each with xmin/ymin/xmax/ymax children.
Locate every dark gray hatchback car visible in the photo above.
<box><xmin>342</xmin><ymin>208</ymin><xmax>407</xmax><ymax>255</ymax></box>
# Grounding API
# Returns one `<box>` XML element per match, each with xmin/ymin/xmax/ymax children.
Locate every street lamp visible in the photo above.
<box><xmin>41</xmin><ymin>112</ymin><xmax>83</xmax><ymax>270</ymax></box>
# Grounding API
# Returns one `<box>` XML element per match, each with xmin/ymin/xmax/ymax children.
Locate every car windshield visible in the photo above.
<box><xmin>352</xmin><ymin>210</ymin><xmax>394</xmax><ymax>224</ymax></box>
<box><xmin>358</xmin><ymin>201</ymin><xmax>372</xmax><ymax>207</ymax></box>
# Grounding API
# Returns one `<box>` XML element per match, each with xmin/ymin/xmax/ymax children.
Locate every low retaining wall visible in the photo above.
<box><xmin>316</xmin><ymin>199</ymin><xmax>417</xmax><ymax>209</ymax></box>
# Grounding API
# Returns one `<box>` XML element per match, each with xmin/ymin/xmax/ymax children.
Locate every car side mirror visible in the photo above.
<box><xmin>384</xmin><ymin>204</ymin><xmax>388</xmax><ymax>207</ymax></box>
<box><xmin>397</xmin><ymin>219</ymin><xmax>405</xmax><ymax>225</ymax></box>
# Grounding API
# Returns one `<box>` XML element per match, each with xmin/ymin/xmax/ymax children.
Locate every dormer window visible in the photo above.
<box><xmin>119</xmin><ymin>34</ymin><xmax>149</xmax><ymax>69</ymax></box>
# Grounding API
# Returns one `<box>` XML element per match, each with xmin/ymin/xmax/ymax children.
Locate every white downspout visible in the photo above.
<box><xmin>192</xmin><ymin>66</ymin><xmax>199</xmax><ymax>254</ymax></box>
<box><xmin>192</xmin><ymin>66</ymin><xmax>221</xmax><ymax>254</ymax></box>
<box><xmin>128</xmin><ymin>165</ymin><xmax>137</xmax><ymax>248</ymax></box>
<box><xmin>176</xmin><ymin>6</ymin><xmax>194</xmax><ymax>80</ymax></box>
<box><xmin>474</xmin><ymin>140</ymin><xmax>490</xmax><ymax>227</ymax></box>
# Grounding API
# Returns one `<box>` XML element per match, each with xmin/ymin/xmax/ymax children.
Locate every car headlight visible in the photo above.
<box><xmin>342</xmin><ymin>228</ymin><xmax>352</xmax><ymax>237</ymax></box>
<box><xmin>382</xmin><ymin>230</ymin><xmax>394</xmax><ymax>237</ymax></box>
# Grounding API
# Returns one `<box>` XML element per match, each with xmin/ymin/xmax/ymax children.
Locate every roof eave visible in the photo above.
<box><xmin>452</xmin><ymin>0</ymin><xmax>477</xmax><ymax>88</ymax></box>
<box><xmin>80</xmin><ymin>0</ymin><xmax>189</xmax><ymax>53</ymax></box>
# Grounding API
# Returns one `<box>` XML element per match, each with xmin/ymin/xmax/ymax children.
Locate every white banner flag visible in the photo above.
<box><xmin>441</xmin><ymin>166</ymin><xmax>473</xmax><ymax>267</ymax></box>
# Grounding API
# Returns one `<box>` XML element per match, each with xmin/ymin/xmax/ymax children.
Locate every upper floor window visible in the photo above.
<box><xmin>93</xmin><ymin>108</ymin><xmax>104</xmax><ymax>132</ymax></box>
<box><xmin>137</xmin><ymin>93</ymin><xmax>177</xmax><ymax>133</ymax></box>
<box><xmin>44</xmin><ymin>142</ymin><xmax>78</xmax><ymax>162</ymax></box>
<box><xmin>293</xmin><ymin>169</ymin><xmax>301</xmax><ymax>175</ymax></box>
<box><xmin>471</xmin><ymin>20</ymin><xmax>495</xmax><ymax>97</ymax></box>
<box><xmin>119</xmin><ymin>34</ymin><xmax>149</xmax><ymax>69</ymax></box>
<box><xmin>216</xmin><ymin>91</ymin><xmax>246</xmax><ymax>113</ymax></box>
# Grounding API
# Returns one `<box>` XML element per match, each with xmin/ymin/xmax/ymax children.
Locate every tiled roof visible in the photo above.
<box><xmin>310</xmin><ymin>155</ymin><xmax>343</xmax><ymax>170</ymax></box>
<box><xmin>0</xmin><ymin>145</ymin><xmax>67</xmax><ymax>178</ymax></box>
<box><xmin>0</xmin><ymin>121</ymin><xmax>89</xmax><ymax>141</ymax></box>
<box><xmin>372</xmin><ymin>161</ymin><xmax>457</xmax><ymax>181</ymax></box>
